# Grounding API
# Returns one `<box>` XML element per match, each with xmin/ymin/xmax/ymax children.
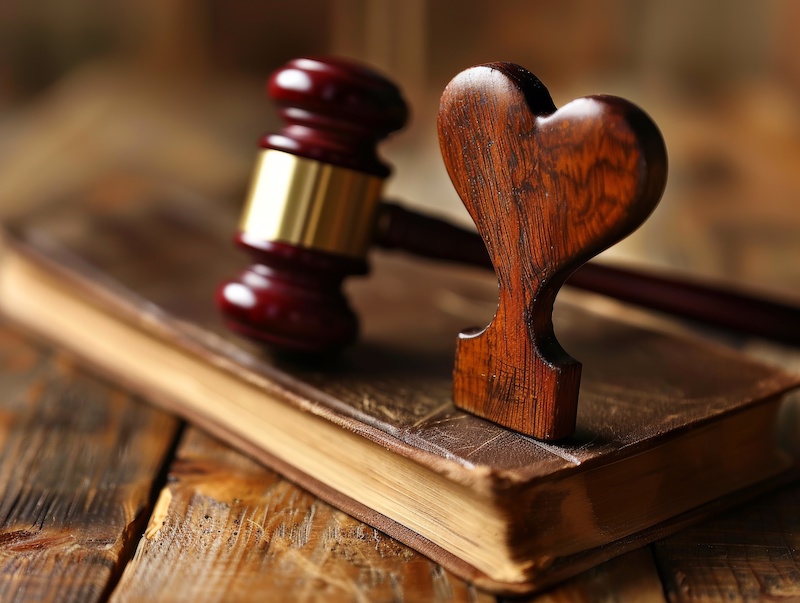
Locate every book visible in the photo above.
<box><xmin>0</xmin><ymin>183</ymin><xmax>798</xmax><ymax>595</ymax></box>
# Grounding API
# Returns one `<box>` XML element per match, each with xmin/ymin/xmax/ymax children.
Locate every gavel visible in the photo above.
<box><xmin>217</xmin><ymin>56</ymin><xmax>800</xmax><ymax>356</ymax></box>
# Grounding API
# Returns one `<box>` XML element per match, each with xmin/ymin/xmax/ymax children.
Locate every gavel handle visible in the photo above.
<box><xmin>377</xmin><ymin>203</ymin><xmax>800</xmax><ymax>346</ymax></box>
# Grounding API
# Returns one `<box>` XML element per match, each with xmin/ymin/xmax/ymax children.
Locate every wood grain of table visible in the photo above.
<box><xmin>0</xmin><ymin>326</ymin><xmax>181</xmax><ymax>602</ymax></box>
<box><xmin>1</xmin><ymin>321</ymin><xmax>798</xmax><ymax>602</ymax></box>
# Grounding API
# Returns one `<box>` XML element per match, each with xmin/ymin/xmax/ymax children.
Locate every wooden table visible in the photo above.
<box><xmin>1</xmin><ymin>321</ymin><xmax>798</xmax><ymax>602</ymax></box>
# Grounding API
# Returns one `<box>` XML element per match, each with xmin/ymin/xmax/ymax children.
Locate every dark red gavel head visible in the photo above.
<box><xmin>216</xmin><ymin>57</ymin><xmax>408</xmax><ymax>354</ymax></box>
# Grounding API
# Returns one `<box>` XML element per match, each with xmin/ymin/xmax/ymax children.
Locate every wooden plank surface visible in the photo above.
<box><xmin>110</xmin><ymin>427</ymin><xmax>495</xmax><ymax>603</ymax></box>
<box><xmin>523</xmin><ymin>548</ymin><xmax>667</xmax><ymax>603</ymax></box>
<box><xmin>653</xmin><ymin>480</ymin><xmax>800</xmax><ymax>602</ymax></box>
<box><xmin>0</xmin><ymin>324</ymin><xmax>181</xmax><ymax>602</ymax></box>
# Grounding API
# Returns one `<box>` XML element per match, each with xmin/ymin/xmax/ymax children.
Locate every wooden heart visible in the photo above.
<box><xmin>438</xmin><ymin>63</ymin><xmax>667</xmax><ymax>440</ymax></box>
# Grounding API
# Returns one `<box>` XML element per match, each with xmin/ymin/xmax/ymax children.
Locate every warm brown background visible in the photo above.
<box><xmin>1</xmin><ymin>4</ymin><xmax>799</xmax><ymax>601</ymax></box>
<box><xmin>0</xmin><ymin>0</ymin><xmax>798</xmax><ymax>294</ymax></box>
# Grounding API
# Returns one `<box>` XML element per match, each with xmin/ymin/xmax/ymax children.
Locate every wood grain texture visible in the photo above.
<box><xmin>0</xmin><ymin>323</ymin><xmax>180</xmax><ymax>603</ymax></box>
<box><xmin>653</xmin><ymin>480</ymin><xmax>800</xmax><ymax>602</ymax></box>
<box><xmin>110</xmin><ymin>427</ymin><xmax>493</xmax><ymax>603</ymax></box>
<box><xmin>521</xmin><ymin>548</ymin><xmax>667</xmax><ymax>603</ymax></box>
<box><xmin>438</xmin><ymin>63</ymin><xmax>667</xmax><ymax>439</ymax></box>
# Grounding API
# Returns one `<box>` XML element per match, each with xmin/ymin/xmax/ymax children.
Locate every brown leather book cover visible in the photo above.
<box><xmin>1</xmin><ymin>184</ymin><xmax>797</xmax><ymax>594</ymax></box>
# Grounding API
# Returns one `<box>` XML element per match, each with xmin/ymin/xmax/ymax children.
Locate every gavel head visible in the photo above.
<box><xmin>216</xmin><ymin>57</ymin><xmax>408</xmax><ymax>354</ymax></box>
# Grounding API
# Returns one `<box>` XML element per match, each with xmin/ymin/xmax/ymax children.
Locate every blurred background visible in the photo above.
<box><xmin>0</xmin><ymin>0</ymin><xmax>798</xmax><ymax>298</ymax></box>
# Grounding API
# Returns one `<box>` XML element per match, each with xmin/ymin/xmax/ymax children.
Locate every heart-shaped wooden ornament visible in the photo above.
<box><xmin>438</xmin><ymin>63</ymin><xmax>667</xmax><ymax>440</ymax></box>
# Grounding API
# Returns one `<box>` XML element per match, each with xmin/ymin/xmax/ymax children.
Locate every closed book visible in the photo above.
<box><xmin>1</xmin><ymin>184</ymin><xmax>797</xmax><ymax>594</ymax></box>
